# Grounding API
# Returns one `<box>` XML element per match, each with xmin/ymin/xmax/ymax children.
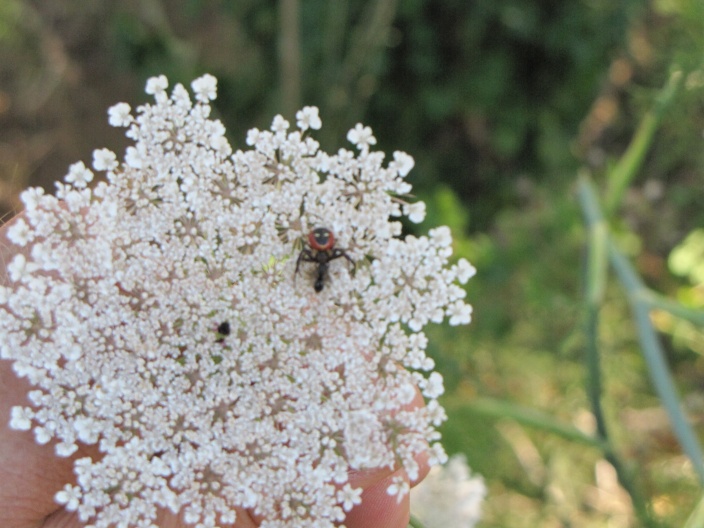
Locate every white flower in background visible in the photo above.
<box><xmin>0</xmin><ymin>75</ymin><xmax>475</xmax><ymax>528</ymax></box>
<box><xmin>411</xmin><ymin>454</ymin><xmax>486</xmax><ymax>528</ymax></box>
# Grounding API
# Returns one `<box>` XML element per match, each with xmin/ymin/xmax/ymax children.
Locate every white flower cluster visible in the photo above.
<box><xmin>0</xmin><ymin>75</ymin><xmax>475</xmax><ymax>528</ymax></box>
<box><xmin>410</xmin><ymin>454</ymin><xmax>486</xmax><ymax>528</ymax></box>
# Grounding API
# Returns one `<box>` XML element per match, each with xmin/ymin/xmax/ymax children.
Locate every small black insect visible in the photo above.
<box><xmin>295</xmin><ymin>227</ymin><xmax>354</xmax><ymax>292</ymax></box>
<box><xmin>215</xmin><ymin>321</ymin><xmax>231</xmax><ymax>343</ymax></box>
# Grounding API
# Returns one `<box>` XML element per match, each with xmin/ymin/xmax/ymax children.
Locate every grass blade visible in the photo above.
<box><xmin>605</xmin><ymin>69</ymin><xmax>683</xmax><ymax>215</ymax></box>
<box><xmin>642</xmin><ymin>289</ymin><xmax>704</xmax><ymax>326</ymax></box>
<box><xmin>684</xmin><ymin>492</ymin><xmax>704</xmax><ymax>528</ymax></box>
<box><xmin>608</xmin><ymin>240</ymin><xmax>704</xmax><ymax>484</ymax></box>
<box><xmin>467</xmin><ymin>397</ymin><xmax>607</xmax><ymax>450</ymax></box>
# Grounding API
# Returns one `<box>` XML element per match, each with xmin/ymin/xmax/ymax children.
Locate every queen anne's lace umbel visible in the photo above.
<box><xmin>0</xmin><ymin>75</ymin><xmax>475</xmax><ymax>528</ymax></box>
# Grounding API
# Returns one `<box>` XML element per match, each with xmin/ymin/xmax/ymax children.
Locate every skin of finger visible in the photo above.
<box><xmin>344</xmin><ymin>466</ymin><xmax>412</xmax><ymax>528</ymax></box>
<box><xmin>0</xmin><ymin>359</ymin><xmax>79</xmax><ymax>528</ymax></box>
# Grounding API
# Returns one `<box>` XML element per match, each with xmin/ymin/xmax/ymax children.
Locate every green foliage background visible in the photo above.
<box><xmin>2</xmin><ymin>1</ymin><xmax>704</xmax><ymax>526</ymax></box>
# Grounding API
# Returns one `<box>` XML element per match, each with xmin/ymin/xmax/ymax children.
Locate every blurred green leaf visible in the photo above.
<box><xmin>605</xmin><ymin>70</ymin><xmax>684</xmax><ymax>216</ymax></box>
<box><xmin>684</xmin><ymin>492</ymin><xmax>704</xmax><ymax>528</ymax></box>
<box><xmin>669</xmin><ymin>229</ymin><xmax>704</xmax><ymax>285</ymax></box>
<box><xmin>465</xmin><ymin>397</ymin><xmax>607</xmax><ymax>450</ymax></box>
<box><xmin>613</xmin><ymin>241</ymin><xmax>704</xmax><ymax>486</ymax></box>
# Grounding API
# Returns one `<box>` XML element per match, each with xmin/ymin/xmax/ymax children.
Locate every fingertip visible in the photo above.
<box><xmin>344</xmin><ymin>468</ymin><xmax>410</xmax><ymax>528</ymax></box>
<box><xmin>411</xmin><ymin>449</ymin><xmax>431</xmax><ymax>487</ymax></box>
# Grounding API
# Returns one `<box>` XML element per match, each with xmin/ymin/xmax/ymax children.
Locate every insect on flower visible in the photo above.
<box><xmin>295</xmin><ymin>227</ymin><xmax>354</xmax><ymax>292</ymax></box>
<box><xmin>215</xmin><ymin>321</ymin><xmax>230</xmax><ymax>343</ymax></box>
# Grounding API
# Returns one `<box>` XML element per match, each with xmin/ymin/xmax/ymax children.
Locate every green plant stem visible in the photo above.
<box><xmin>642</xmin><ymin>289</ymin><xmax>704</xmax><ymax>326</ymax></box>
<box><xmin>468</xmin><ymin>397</ymin><xmax>607</xmax><ymax>450</ymax></box>
<box><xmin>581</xmin><ymin>173</ymin><xmax>609</xmax><ymax>436</ymax></box>
<box><xmin>579</xmin><ymin>176</ymin><xmax>704</xmax><ymax>486</ymax></box>
<box><xmin>684</xmin><ymin>492</ymin><xmax>704</xmax><ymax>528</ymax></box>
<box><xmin>605</xmin><ymin>69</ymin><xmax>683</xmax><ymax>216</ymax></box>
<box><xmin>580</xmin><ymin>170</ymin><xmax>609</xmax><ymax>438</ymax></box>
<box><xmin>578</xmin><ymin>175</ymin><xmax>656</xmax><ymax>526</ymax></box>
<box><xmin>609</xmin><ymin>238</ymin><xmax>704</xmax><ymax>485</ymax></box>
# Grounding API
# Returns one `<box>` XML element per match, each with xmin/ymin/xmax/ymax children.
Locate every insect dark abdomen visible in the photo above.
<box><xmin>314</xmin><ymin>262</ymin><xmax>328</xmax><ymax>293</ymax></box>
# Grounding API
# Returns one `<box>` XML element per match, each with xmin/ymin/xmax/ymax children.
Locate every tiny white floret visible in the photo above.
<box><xmin>192</xmin><ymin>74</ymin><xmax>218</xmax><ymax>102</ymax></box>
<box><xmin>337</xmin><ymin>484</ymin><xmax>362</xmax><ymax>511</ymax></box>
<box><xmin>429</xmin><ymin>226</ymin><xmax>453</xmax><ymax>248</ymax></box>
<box><xmin>271</xmin><ymin>115</ymin><xmax>290</xmax><ymax>134</ymax></box>
<box><xmin>295</xmin><ymin>106</ymin><xmax>322</xmax><ymax>131</ymax></box>
<box><xmin>55</xmin><ymin>484</ymin><xmax>82</xmax><ymax>511</ymax></box>
<box><xmin>7</xmin><ymin>218</ymin><xmax>32</xmax><ymax>246</ymax></box>
<box><xmin>405</xmin><ymin>201</ymin><xmax>426</xmax><ymax>224</ymax></box>
<box><xmin>392</xmin><ymin>151</ymin><xmax>415</xmax><ymax>177</ymax></box>
<box><xmin>65</xmin><ymin>161</ymin><xmax>94</xmax><ymax>188</ymax></box>
<box><xmin>92</xmin><ymin>148</ymin><xmax>118</xmax><ymax>172</ymax></box>
<box><xmin>448</xmin><ymin>300</ymin><xmax>473</xmax><ymax>326</ymax></box>
<box><xmin>8</xmin><ymin>254</ymin><xmax>36</xmax><ymax>283</ymax></box>
<box><xmin>107</xmin><ymin>102</ymin><xmax>132</xmax><ymax>127</ymax></box>
<box><xmin>145</xmin><ymin>75</ymin><xmax>168</xmax><ymax>94</ymax></box>
<box><xmin>422</xmin><ymin>372</ymin><xmax>445</xmax><ymax>398</ymax></box>
<box><xmin>9</xmin><ymin>406</ymin><xmax>32</xmax><ymax>431</ymax></box>
<box><xmin>347</xmin><ymin>123</ymin><xmax>377</xmax><ymax>150</ymax></box>
<box><xmin>456</xmin><ymin>258</ymin><xmax>477</xmax><ymax>284</ymax></box>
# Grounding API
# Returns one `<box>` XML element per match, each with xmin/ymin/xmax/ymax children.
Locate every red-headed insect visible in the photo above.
<box><xmin>295</xmin><ymin>227</ymin><xmax>354</xmax><ymax>292</ymax></box>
